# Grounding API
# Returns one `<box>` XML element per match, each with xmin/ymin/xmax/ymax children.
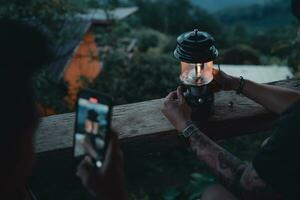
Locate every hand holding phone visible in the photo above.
<box><xmin>73</xmin><ymin>89</ymin><xmax>113</xmax><ymax>168</ymax></box>
<box><xmin>76</xmin><ymin>130</ymin><xmax>128</xmax><ymax>200</ymax></box>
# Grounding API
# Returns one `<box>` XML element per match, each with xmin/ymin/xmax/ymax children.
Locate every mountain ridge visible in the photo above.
<box><xmin>191</xmin><ymin>0</ymin><xmax>273</xmax><ymax>12</ymax></box>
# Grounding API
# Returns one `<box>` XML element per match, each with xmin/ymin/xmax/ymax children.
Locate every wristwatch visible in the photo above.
<box><xmin>181</xmin><ymin>123</ymin><xmax>199</xmax><ymax>138</ymax></box>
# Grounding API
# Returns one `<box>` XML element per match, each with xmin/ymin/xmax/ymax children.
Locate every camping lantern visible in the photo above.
<box><xmin>174</xmin><ymin>29</ymin><xmax>218</xmax><ymax>120</ymax></box>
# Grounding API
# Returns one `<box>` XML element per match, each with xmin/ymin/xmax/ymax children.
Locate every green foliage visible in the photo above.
<box><xmin>33</xmin><ymin>68</ymin><xmax>69</xmax><ymax>113</ymax></box>
<box><xmin>0</xmin><ymin>0</ymin><xmax>99</xmax><ymax>50</ymax></box>
<box><xmin>92</xmin><ymin>51</ymin><xmax>179</xmax><ymax>105</ymax></box>
<box><xmin>131</xmin><ymin>0</ymin><xmax>222</xmax><ymax>36</ymax></box>
<box><xmin>218</xmin><ymin>0</ymin><xmax>294</xmax><ymax>31</ymax></box>
<box><xmin>292</xmin><ymin>0</ymin><xmax>300</xmax><ymax>21</ymax></box>
<box><xmin>0</xmin><ymin>0</ymin><xmax>94</xmax><ymax>19</ymax></box>
<box><xmin>234</xmin><ymin>24</ymin><xmax>248</xmax><ymax>39</ymax></box>
<box><xmin>219</xmin><ymin>44</ymin><xmax>261</xmax><ymax>65</ymax></box>
<box><xmin>95</xmin><ymin>22</ymin><xmax>132</xmax><ymax>47</ymax></box>
<box><xmin>133</xmin><ymin>29</ymin><xmax>159</xmax><ymax>52</ymax></box>
<box><xmin>124</xmin><ymin>145</ymin><xmax>215</xmax><ymax>200</ymax></box>
<box><xmin>104</xmin><ymin>0</ymin><xmax>120</xmax><ymax>9</ymax></box>
<box><xmin>163</xmin><ymin>188</ymin><xmax>181</xmax><ymax>200</ymax></box>
<box><xmin>162</xmin><ymin>36</ymin><xmax>178</xmax><ymax>54</ymax></box>
<box><xmin>162</xmin><ymin>173</ymin><xmax>214</xmax><ymax>200</ymax></box>
<box><xmin>256</xmin><ymin>26</ymin><xmax>297</xmax><ymax>53</ymax></box>
<box><xmin>129</xmin><ymin>192</ymin><xmax>150</xmax><ymax>200</ymax></box>
<box><xmin>288</xmin><ymin>43</ymin><xmax>300</xmax><ymax>72</ymax></box>
<box><xmin>93</xmin><ymin>24</ymin><xmax>179</xmax><ymax>105</ymax></box>
<box><xmin>0</xmin><ymin>0</ymin><xmax>99</xmax><ymax>113</ymax></box>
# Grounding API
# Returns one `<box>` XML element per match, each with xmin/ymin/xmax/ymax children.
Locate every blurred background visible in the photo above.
<box><xmin>3</xmin><ymin>0</ymin><xmax>299</xmax><ymax>199</ymax></box>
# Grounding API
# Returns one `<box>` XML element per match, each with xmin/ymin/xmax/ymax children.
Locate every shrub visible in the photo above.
<box><xmin>92</xmin><ymin>51</ymin><xmax>179</xmax><ymax>104</ymax></box>
<box><xmin>218</xmin><ymin>44</ymin><xmax>261</xmax><ymax>65</ymax></box>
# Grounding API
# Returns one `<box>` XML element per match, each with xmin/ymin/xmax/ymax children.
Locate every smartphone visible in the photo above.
<box><xmin>73</xmin><ymin>89</ymin><xmax>113</xmax><ymax>168</ymax></box>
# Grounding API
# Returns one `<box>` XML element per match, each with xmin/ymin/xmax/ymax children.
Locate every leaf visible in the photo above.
<box><xmin>162</xmin><ymin>187</ymin><xmax>181</xmax><ymax>200</ymax></box>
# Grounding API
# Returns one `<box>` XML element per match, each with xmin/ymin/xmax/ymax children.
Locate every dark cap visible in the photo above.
<box><xmin>174</xmin><ymin>29</ymin><xmax>218</xmax><ymax>63</ymax></box>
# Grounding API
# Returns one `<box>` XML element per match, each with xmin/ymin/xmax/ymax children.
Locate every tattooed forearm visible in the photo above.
<box><xmin>190</xmin><ymin>130</ymin><xmax>245</xmax><ymax>188</ymax></box>
<box><xmin>240</xmin><ymin>164</ymin><xmax>268</xmax><ymax>193</ymax></box>
<box><xmin>189</xmin><ymin>127</ymin><xmax>268</xmax><ymax>193</ymax></box>
<box><xmin>189</xmin><ymin>130</ymin><xmax>211</xmax><ymax>148</ymax></box>
<box><xmin>217</xmin><ymin>152</ymin><xmax>246</xmax><ymax>186</ymax></box>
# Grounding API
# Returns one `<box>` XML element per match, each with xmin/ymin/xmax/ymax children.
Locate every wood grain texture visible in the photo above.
<box><xmin>35</xmin><ymin>79</ymin><xmax>300</xmax><ymax>153</ymax></box>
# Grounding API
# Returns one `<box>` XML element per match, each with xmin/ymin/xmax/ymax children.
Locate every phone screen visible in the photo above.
<box><xmin>74</xmin><ymin>94</ymin><xmax>111</xmax><ymax>168</ymax></box>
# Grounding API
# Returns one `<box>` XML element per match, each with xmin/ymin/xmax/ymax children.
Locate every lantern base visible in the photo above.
<box><xmin>181</xmin><ymin>84</ymin><xmax>214</xmax><ymax>121</ymax></box>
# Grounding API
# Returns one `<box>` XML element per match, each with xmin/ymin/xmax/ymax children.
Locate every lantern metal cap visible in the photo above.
<box><xmin>174</xmin><ymin>29</ymin><xmax>218</xmax><ymax>63</ymax></box>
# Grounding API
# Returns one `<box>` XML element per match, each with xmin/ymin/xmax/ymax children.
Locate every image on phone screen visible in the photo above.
<box><xmin>74</xmin><ymin>97</ymin><xmax>109</xmax><ymax>168</ymax></box>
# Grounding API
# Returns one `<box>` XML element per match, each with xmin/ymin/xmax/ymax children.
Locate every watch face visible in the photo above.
<box><xmin>182</xmin><ymin>124</ymin><xmax>197</xmax><ymax>138</ymax></box>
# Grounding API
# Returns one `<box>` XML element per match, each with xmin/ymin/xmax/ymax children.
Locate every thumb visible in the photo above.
<box><xmin>103</xmin><ymin>130</ymin><xmax>123</xmax><ymax>171</ymax></box>
<box><xmin>77</xmin><ymin>156</ymin><xmax>92</xmax><ymax>176</ymax></box>
<box><xmin>212</xmin><ymin>68</ymin><xmax>220</xmax><ymax>80</ymax></box>
<box><xmin>77</xmin><ymin>156</ymin><xmax>98</xmax><ymax>185</ymax></box>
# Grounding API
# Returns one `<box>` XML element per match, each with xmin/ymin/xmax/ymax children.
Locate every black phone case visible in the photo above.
<box><xmin>73</xmin><ymin>89</ymin><xmax>113</xmax><ymax>167</ymax></box>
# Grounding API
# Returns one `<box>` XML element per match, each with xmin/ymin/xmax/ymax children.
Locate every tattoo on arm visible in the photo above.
<box><xmin>240</xmin><ymin>164</ymin><xmax>268</xmax><ymax>193</ymax></box>
<box><xmin>190</xmin><ymin>131</ymin><xmax>211</xmax><ymax>147</ymax></box>
<box><xmin>189</xmin><ymin>128</ymin><xmax>269</xmax><ymax>194</ymax></box>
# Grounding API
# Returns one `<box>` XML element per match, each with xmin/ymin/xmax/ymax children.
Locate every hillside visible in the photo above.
<box><xmin>191</xmin><ymin>0</ymin><xmax>272</xmax><ymax>12</ymax></box>
<box><xmin>215</xmin><ymin>0</ymin><xmax>294</xmax><ymax>31</ymax></box>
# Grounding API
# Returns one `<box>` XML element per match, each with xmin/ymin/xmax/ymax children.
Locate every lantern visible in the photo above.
<box><xmin>174</xmin><ymin>29</ymin><xmax>218</xmax><ymax>119</ymax></box>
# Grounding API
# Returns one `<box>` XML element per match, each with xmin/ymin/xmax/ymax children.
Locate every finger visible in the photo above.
<box><xmin>77</xmin><ymin>156</ymin><xmax>101</xmax><ymax>189</ymax></box>
<box><xmin>166</xmin><ymin>91</ymin><xmax>177</xmax><ymax>100</ymax></box>
<box><xmin>208</xmin><ymin>79</ymin><xmax>221</xmax><ymax>92</ymax></box>
<box><xmin>177</xmin><ymin>86</ymin><xmax>184</xmax><ymax>103</ymax></box>
<box><xmin>108</xmin><ymin>130</ymin><xmax>120</xmax><ymax>156</ymax></box>
<box><xmin>77</xmin><ymin>156</ymin><xmax>92</xmax><ymax>172</ymax></box>
<box><xmin>76</xmin><ymin>156</ymin><xmax>93</xmax><ymax>179</ymax></box>
<box><xmin>212</xmin><ymin>68</ymin><xmax>223</xmax><ymax>86</ymax></box>
<box><xmin>82</xmin><ymin>137</ymin><xmax>97</xmax><ymax>159</ymax></box>
<box><xmin>103</xmin><ymin>130</ymin><xmax>123</xmax><ymax>170</ymax></box>
<box><xmin>110</xmin><ymin>130</ymin><xmax>124</xmax><ymax>164</ymax></box>
<box><xmin>212</xmin><ymin>68</ymin><xmax>219</xmax><ymax>77</ymax></box>
<box><xmin>163</xmin><ymin>98</ymin><xmax>171</xmax><ymax>107</ymax></box>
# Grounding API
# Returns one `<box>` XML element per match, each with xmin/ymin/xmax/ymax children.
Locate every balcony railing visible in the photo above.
<box><xmin>35</xmin><ymin>79</ymin><xmax>300</xmax><ymax>154</ymax></box>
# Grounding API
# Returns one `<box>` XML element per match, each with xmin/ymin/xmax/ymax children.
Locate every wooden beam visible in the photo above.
<box><xmin>35</xmin><ymin>79</ymin><xmax>300</xmax><ymax>153</ymax></box>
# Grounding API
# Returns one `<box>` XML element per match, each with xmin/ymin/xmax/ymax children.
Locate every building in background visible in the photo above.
<box><xmin>40</xmin><ymin>7</ymin><xmax>138</xmax><ymax>116</ymax></box>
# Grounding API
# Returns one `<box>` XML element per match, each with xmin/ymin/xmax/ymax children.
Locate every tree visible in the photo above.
<box><xmin>131</xmin><ymin>0</ymin><xmax>222</xmax><ymax>36</ymax></box>
<box><xmin>218</xmin><ymin>44</ymin><xmax>261</xmax><ymax>65</ymax></box>
<box><xmin>233</xmin><ymin>24</ymin><xmax>248</xmax><ymax>41</ymax></box>
<box><xmin>92</xmin><ymin>51</ymin><xmax>179</xmax><ymax>105</ymax></box>
<box><xmin>0</xmin><ymin>0</ymin><xmax>98</xmax><ymax>113</ymax></box>
<box><xmin>133</xmin><ymin>29</ymin><xmax>160</xmax><ymax>52</ymax></box>
<box><xmin>0</xmin><ymin>0</ymin><xmax>90</xmax><ymax>19</ymax></box>
<box><xmin>33</xmin><ymin>69</ymin><xmax>69</xmax><ymax>113</ymax></box>
<box><xmin>288</xmin><ymin>43</ymin><xmax>300</xmax><ymax>73</ymax></box>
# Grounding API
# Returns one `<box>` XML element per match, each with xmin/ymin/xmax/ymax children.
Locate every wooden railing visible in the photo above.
<box><xmin>35</xmin><ymin>79</ymin><xmax>300</xmax><ymax>154</ymax></box>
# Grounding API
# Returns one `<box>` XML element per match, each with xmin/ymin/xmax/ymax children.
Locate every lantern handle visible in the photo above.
<box><xmin>218</xmin><ymin>63</ymin><xmax>221</xmax><ymax>71</ymax></box>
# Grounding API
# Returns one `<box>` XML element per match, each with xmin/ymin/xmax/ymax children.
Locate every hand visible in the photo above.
<box><xmin>76</xmin><ymin>131</ymin><xmax>127</xmax><ymax>200</ymax></box>
<box><xmin>211</xmin><ymin>68</ymin><xmax>240</xmax><ymax>91</ymax></box>
<box><xmin>161</xmin><ymin>87</ymin><xmax>192</xmax><ymax>132</ymax></box>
